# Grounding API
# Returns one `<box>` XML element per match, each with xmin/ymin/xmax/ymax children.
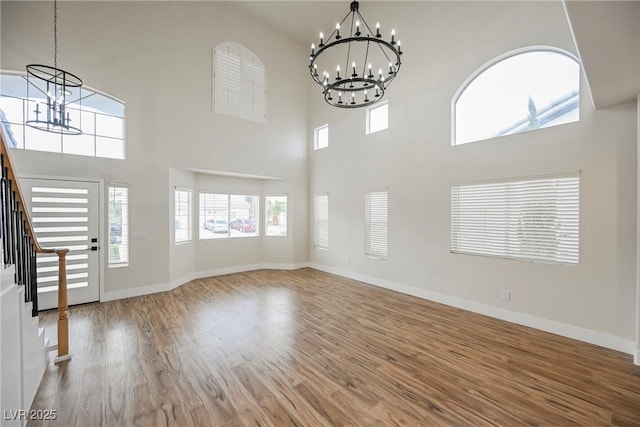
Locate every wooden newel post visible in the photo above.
<box><xmin>54</xmin><ymin>248</ymin><xmax>71</xmax><ymax>364</ymax></box>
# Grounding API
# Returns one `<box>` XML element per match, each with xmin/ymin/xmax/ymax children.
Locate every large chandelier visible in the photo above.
<box><xmin>309</xmin><ymin>1</ymin><xmax>403</xmax><ymax>109</ymax></box>
<box><xmin>26</xmin><ymin>0</ymin><xmax>83</xmax><ymax>135</ymax></box>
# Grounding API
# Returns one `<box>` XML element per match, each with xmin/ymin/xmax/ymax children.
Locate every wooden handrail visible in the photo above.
<box><xmin>0</xmin><ymin>124</ymin><xmax>71</xmax><ymax>363</ymax></box>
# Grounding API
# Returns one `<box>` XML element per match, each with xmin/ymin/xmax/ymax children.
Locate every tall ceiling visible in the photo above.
<box><xmin>563</xmin><ymin>1</ymin><xmax>640</xmax><ymax>109</ymax></box>
<box><xmin>231</xmin><ymin>0</ymin><xmax>640</xmax><ymax>111</ymax></box>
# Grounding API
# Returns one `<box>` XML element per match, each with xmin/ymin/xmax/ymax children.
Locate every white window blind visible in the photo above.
<box><xmin>108</xmin><ymin>185</ymin><xmax>128</xmax><ymax>266</ymax></box>
<box><xmin>314</xmin><ymin>194</ymin><xmax>329</xmax><ymax>249</ymax></box>
<box><xmin>451</xmin><ymin>174</ymin><xmax>579</xmax><ymax>264</ymax></box>
<box><xmin>213</xmin><ymin>42</ymin><xmax>266</xmax><ymax>123</ymax></box>
<box><xmin>175</xmin><ymin>189</ymin><xmax>192</xmax><ymax>243</ymax></box>
<box><xmin>365</xmin><ymin>191</ymin><xmax>388</xmax><ymax>259</ymax></box>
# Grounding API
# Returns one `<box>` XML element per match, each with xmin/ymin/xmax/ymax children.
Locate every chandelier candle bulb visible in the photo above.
<box><xmin>356</xmin><ymin>20</ymin><xmax>361</xmax><ymax>36</ymax></box>
<box><xmin>376</xmin><ymin>22</ymin><xmax>381</xmax><ymax>38</ymax></box>
<box><xmin>351</xmin><ymin>93</ymin><xmax>356</xmax><ymax>104</ymax></box>
<box><xmin>391</xmin><ymin>29</ymin><xmax>396</xmax><ymax>44</ymax></box>
<box><xmin>336</xmin><ymin>65</ymin><xmax>341</xmax><ymax>80</ymax></box>
<box><xmin>389</xmin><ymin>62</ymin><xmax>394</xmax><ymax>74</ymax></box>
<box><xmin>352</xmin><ymin>61</ymin><xmax>357</xmax><ymax>77</ymax></box>
<box><xmin>398</xmin><ymin>40</ymin><xmax>402</xmax><ymax>54</ymax></box>
<box><xmin>336</xmin><ymin>23</ymin><xmax>341</xmax><ymax>39</ymax></box>
<box><xmin>338</xmin><ymin>92</ymin><xmax>343</xmax><ymax>104</ymax></box>
<box><xmin>319</xmin><ymin>32</ymin><xmax>324</xmax><ymax>46</ymax></box>
<box><xmin>311</xmin><ymin>43</ymin><xmax>315</xmax><ymax>56</ymax></box>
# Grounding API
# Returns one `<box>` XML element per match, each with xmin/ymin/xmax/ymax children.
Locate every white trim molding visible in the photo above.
<box><xmin>102</xmin><ymin>262</ymin><xmax>308</xmax><ymax>302</ymax></box>
<box><xmin>102</xmin><ymin>261</ymin><xmax>635</xmax><ymax>358</ymax></box>
<box><xmin>307</xmin><ymin>262</ymin><xmax>636</xmax><ymax>356</ymax></box>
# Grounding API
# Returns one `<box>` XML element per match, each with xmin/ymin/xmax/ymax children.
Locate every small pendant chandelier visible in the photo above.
<box><xmin>26</xmin><ymin>0</ymin><xmax>83</xmax><ymax>135</ymax></box>
<box><xmin>309</xmin><ymin>0</ymin><xmax>403</xmax><ymax>109</ymax></box>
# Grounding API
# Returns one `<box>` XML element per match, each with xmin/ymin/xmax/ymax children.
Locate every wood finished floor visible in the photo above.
<box><xmin>30</xmin><ymin>268</ymin><xmax>640</xmax><ymax>426</ymax></box>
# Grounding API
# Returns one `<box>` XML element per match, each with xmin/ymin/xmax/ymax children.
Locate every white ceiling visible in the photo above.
<box><xmin>563</xmin><ymin>1</ymin><xmax>640</xmax><ymax>109</ymax></box>
<box><xmin>228</xmin><ymin>1</ymin><xmax>640</xmax><ymax>110</ymax></box>
<box><xmin>228</xmin><ymin>1</ymin><xmax>348</xmax><ymax>44</ymax></box>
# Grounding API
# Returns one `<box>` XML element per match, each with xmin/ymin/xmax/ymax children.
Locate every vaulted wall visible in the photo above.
<box><xmin>308</xmin><ymin>1</ymin><xmax>637</xmax><ymax>352</ymax></box>
<box><xmin>1</xmin><ymin>1</ymin><xmax>310</xmax><ymax>296</ymax></box>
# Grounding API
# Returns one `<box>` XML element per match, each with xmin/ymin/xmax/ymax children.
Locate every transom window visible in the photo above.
<box><xmin>453</xmin><ymin>48</ymin><xmax>580</xmax><ymax>145</ymax></box>
<box><xmin>314</xmin><ymin>124</ymin><xmax>329</xmax><ymax>150</ymax></box>
<box><xmin>0</xmin><ymin>72</ymin><xmax>126</xmax><ymax>159</ymax></box>
<box><xmin>366</xmin><ymin>101</ymin><xmax>388</xmax><ymax>134</ymax></box>
<box><xmin>213</xmin><ymin>42</ymin><xmax>266</xmax><ymax>123</ymax></box>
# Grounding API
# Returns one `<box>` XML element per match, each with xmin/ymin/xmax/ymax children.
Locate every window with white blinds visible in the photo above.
<box><xmin>451</xmin><ymin>174</ymin><xmax>579</xmax><ymax>264</ymax></box>
<box><xmin>175</xmin><ymin>189</ymin><xmax>192</xmax><ymax>244</ymax></box>
<box><xmin>213</xmin><ymin>42</ymin><xmax>266</xmax><ymax>123</ymax></box>
<box><xmin>365</xmin><ymin>191</ymin><xmax>388</xmax><ymax>259</ymax></box>
<box><xmin>314</xmin><ymin>194</ymin><xmax>329</xmax><ymax>249</ymax></box>
<box><xmin>108</xmin><ymin>185</ymin><xmax>128</xmax><ymax>267</ymax></box>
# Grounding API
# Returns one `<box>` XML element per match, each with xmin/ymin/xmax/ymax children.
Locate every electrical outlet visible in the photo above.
<box><xmin>501</xmin><ymin>290</ymin><xmax>510</xmax><ymax>301</ymax></box>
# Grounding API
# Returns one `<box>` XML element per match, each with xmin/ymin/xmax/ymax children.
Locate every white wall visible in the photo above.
<box><xmin>309</xmin><ymin>1</ymin><xmax>637</xmax><ymax>350</ymax></box>
<box><xmin>0</xmin><ymin>1</ymin><xmax>309</xmax><ymax>295</ymax></box>
<box><xmin>636</xmin><ymin>94</ymin><xmax>640</xmax><ymax>364</ymax></box>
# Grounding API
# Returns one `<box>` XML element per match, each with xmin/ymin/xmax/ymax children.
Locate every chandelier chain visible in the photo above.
<box><xmin>53</xmin><ymin>0</ymin><xmax>58</xmax><ymax>70</ymax></box>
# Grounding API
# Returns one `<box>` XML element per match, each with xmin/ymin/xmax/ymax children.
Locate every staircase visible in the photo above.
<box><xmin>0</xmin><ymin>124</ymin><xmax>70</xmax><ymax>426</ymax></box>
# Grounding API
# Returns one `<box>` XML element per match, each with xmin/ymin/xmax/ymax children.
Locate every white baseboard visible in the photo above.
<box><xmin>101</xmin><ymin>261</ymin><xmax>635</xmax><ymax>357</ymax></box>
<box><xmin>102</xmin><ymin>262</ymin><xmax>309</xmax><ymax>302</ymax></box>
<box><xmin>307</xmin><ymin>262</ymin><xmax>635</xmax><ymax>356</ymax></box>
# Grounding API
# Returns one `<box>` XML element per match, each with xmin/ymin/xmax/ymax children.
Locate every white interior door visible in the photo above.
<box><xmin>20</xmin><ymin>177</ymin><xmax>100</xmax><ymax>310</ymax></box>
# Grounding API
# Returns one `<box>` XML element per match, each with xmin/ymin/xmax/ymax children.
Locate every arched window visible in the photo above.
<box><xmin>452</xmin><ymin>47</ymin><xmax>580</xmax><ymax>146</ymax></box>
<box><xmin>0</xmin><ymin>72</ymin><xmax>126</xmax><ymax>159</ymax></box>
<box><xmin>213</xmin><ymin>42</ymin><xmax>266</xmax><ymax>123</ymax></box>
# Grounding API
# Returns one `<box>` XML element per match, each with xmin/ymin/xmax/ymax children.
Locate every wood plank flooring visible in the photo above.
<box><xmin>29</xmin><ymin>268</ymin><xmax>640</xmax><ymax>426</ymax></box>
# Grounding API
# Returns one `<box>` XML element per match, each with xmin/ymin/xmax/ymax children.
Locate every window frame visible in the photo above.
<box><xmin>314</xmin><ymin>124</ymin><xmax>329</xmax><ymax>150</ymax></box>
<box><xmin>450</xmin><ymin>173</ymin><xmax>580</xmax><ymax>265</ymax></box>
<box><xmin>366</xmin><ymin>100</ymin><xmax>389</xmax><ymax>135</ymax></box>
<box><xmin>451</xmin><ymin>46</ymin><xmax>580</xmax><ymax>146</ymax></box>
<box><xmin>174</xmin><ymin>188</ymin><xmax>192</xmax><ymax>244</ymax></box>
<box><xmin>107</xmin><ymin>184</ymin><xmax>129</xmax><ymax>267</ymax></box>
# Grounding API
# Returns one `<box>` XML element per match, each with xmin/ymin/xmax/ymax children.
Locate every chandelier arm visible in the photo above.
<box><xmin>326</xmin><ymin>9</ymin><xmax>354</xmax><ymax>43</ymax></box>
<box><xmin>361</xmin><ymin>40</ymin><xmax>371</xmax><ymax>77</ymax></box>
<box><xmin>24</xmin><ymin>77</ymin><xmax>49</xmax><ymax>98</ymax></box>
<box><xmin>356</xmin><ymin>11</ymin><xmax>376</xmax><ymax>37</ymax></box>
<box><xmin>375</xmin><ymin>39</ymin><xmax>398</xmax><ymax>68</ymax></box>
<box><xmin>344</xmin><ymin>13</ymin><xmax>355</xmax><ymax>77</ymax></box>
